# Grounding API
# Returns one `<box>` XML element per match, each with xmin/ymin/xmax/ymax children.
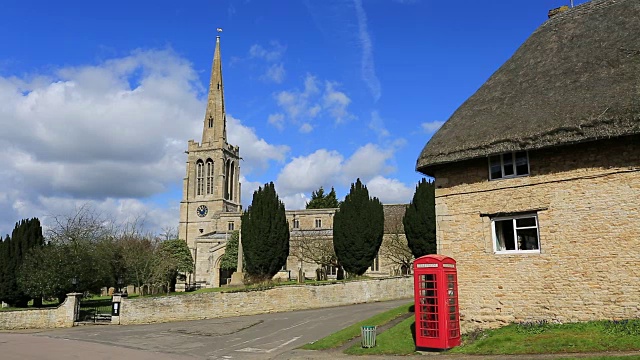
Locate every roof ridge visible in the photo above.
<box><xmin>541</xmin><ymin>0</ymin><xmax>627</xmax><ymax>28</ymax></box>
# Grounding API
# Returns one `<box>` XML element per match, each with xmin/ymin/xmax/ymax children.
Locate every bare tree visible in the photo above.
<box><xmin>379</xmin><ymin>217</ymin><xmax>413</xmax><ymax>276</ymax></box>
<box><xmin>289</xmin><ymin>230</ymin><xmax>338</xmax><ymax>281</ymax></box>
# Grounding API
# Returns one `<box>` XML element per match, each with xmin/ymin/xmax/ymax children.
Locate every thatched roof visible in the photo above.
<box><xmin>417</xmin><ymin>0</ymin><xmax>640</xmax><ymax>175</ymax></box>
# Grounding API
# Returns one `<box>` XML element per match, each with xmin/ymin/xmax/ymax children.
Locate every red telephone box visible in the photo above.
<box><xmin>413</xmin><ymin>255</ymin><xmax>460</xmax><ymax>350</ymax></box>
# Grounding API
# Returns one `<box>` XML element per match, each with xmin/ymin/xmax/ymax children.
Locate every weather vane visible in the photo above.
<box><xmin>217</xmin><ymin>27</ymin><xmax>223</xmax><ymax>35</ymax></box>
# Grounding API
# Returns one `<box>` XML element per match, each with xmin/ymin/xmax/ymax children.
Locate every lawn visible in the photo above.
<box><xmin>301</xmin><ymin>302</ymin><xmax>413</xmax><ymax>350</ymax></box>
<box><xmin>345</xmin><ymin>317</ymin><xmax>640</xmax><ymax>356</ymax></box>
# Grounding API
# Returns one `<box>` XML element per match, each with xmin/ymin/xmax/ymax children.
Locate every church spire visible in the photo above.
<box><xmin>202</xmin><ymin>32</ymin><xmax>226</xmax><ymax>145</ymax></box>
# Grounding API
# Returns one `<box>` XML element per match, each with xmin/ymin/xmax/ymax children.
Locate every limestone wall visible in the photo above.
<box><xmin>119</xmin><ymin>276</ymin><xmax>412</xmax><ymax>325</ymax></box>
<box><xmin>432</xmin><ymin>137</ymin><xmax>640</xmax><ymax>331</ymax></box>
<box><xmin>0</xmin><ymin>293</ymin><xmax>81</xmax><ymax>330</ymax></box>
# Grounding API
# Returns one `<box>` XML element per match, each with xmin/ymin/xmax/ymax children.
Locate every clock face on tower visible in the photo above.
<box><xmin>196</xmin><ymin>205</ymin><xmax>208</xmax><ymax>217</ymax></box>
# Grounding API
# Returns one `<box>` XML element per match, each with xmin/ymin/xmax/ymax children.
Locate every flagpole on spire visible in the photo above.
<box><xmin>216</xmin><ymin>27</ymin><xmax>223</xmax><ymax>38</ymax></box>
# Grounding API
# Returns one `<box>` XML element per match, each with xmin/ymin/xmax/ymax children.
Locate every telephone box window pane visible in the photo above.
<box><xmin>515</xmin><ymin>151</ymin><xmax>529</xmax><ymax>175</ymax></box>
<box><xmin>495</xmin><ymin>219</ymin><xmax>515</xmax><ymax>250</ymax></box>
<box><xmin>518</xmin><ymin>228</ymin><xmax>540</xmax><ymax>250</ymax></box>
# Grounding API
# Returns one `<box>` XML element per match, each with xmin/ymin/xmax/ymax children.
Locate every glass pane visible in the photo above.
<box><xmin>515</xmin><ymin>151</ymin><xmax>529</xmax><ymax>175</ymax></box>
<box><xmin>489</xmin><ymin>156</ymin><xmax>502</xmax><ymax>179</ymax></box>
<box><xmin>495</xmin><ymin>220</ymin><xmax>515</xmax><ymax>250</ymax></box>
<box><xmin>516</xmin><ymin>217</ymin><xmax>536</xmax><ymax>227</ymax></box>
<box><xmin>517</xmin><ymin>228</ymin><xmax>539</xmax><ymax>250</ymax></box>
<box><xmin>503</xmin><ymin>153</ymin><xmax>514</xmax><ymax>176</ymax></box>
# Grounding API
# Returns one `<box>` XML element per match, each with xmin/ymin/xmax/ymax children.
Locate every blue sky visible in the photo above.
<box><xmin>0</xmin><ymin>0</ymin><xmax>588</xmax><ymax>235</ymax></box>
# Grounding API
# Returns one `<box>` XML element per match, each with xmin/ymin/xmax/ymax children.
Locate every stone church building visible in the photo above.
<box><xmin>179</xmin><ymin>35</ymin><xmax>409</xmax><ymax>288</ymax></box>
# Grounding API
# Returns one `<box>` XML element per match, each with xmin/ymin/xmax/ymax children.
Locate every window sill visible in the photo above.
<box><xmin>489</xmin><ymin>174</ymin><xmax>530</xmax><ymax>181</ymax></box>
<box><xmin>494</xmin><ymin>250</ymin><xmax>541</xmax><ymax>255</ymax></box>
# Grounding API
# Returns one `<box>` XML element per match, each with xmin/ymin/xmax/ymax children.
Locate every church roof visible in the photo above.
<box><xmin>417</xmin><ymin>0</ymin><xmax>640</xmax><ymax>175</ymax></box>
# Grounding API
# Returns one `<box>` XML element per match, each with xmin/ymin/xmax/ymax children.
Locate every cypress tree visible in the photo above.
<box><xmin>241</xmin><ymin>182</ymin><xmax>289</xmax><ymax>281</ymax></box>
<box><xmin>0</xmin><ymin>234</ymin><xmax>9</xmax><ymax>303</ymax></box>
<box><xmin>3</xmin><ymin>218</ymin><xmax>44</xmax><ymax>306</ymax></box>
<box><xmin>333</xmin><ymin>178</ymin><xmax>384</xmax><ymax>276</ymax></box>
<box><xmin>402</xmin><ymin>178</ymin><xmax>437</xmax><ymax>258</ymax></box>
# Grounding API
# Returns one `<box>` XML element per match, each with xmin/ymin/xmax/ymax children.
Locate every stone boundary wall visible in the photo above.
<box><xmin>0</xmin><ymin>293</ymin><xmax>81</xmax><ymax>330</ymax></box>
<box><xmin>119</xmin><ymin>276</ymin><xmax>413</xmax><ymax>325</ymax></box>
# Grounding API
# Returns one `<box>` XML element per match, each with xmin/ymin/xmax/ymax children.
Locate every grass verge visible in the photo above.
<box><xmin>449</xmin><ymin>320</ymin><xmax>640</xmax><ymax>355</ymax></box>
<box><xmin>301</xmin><ymin>302</ymin><xmax>413</xmax><ymax>350</ymax></box>
<box><xmin>346</xmin><ymin>318</ymin><xmax>640</xmax><ymax>356</ymax></box>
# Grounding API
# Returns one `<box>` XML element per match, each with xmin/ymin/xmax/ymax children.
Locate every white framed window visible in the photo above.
<box><xmin>326</xmin><ymin>265</ymin><xmax>339</xmax><ymax>276</ymax></box>
<box><xmin>492</xmin><ymin>214</ymin><xmax>540</xmax><ymax>254</ymax></box>
<box><xmin>489</xmin><ymin>151</ymin><xmax>529</xmax><ymax>180</ymax></box>
<box><xmin>315</xmin><ymin>219</ymin><xmax>322</xmax><ymax>228</ymax></box>
<box><xmin>292</xmin><ymin>219</ymin><xmax>299</xmax><ymax>229</ymax></box>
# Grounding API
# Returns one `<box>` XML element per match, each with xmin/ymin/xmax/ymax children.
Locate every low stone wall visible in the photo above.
<box><xmin>119</xmin><ymin>276</ymin><xmax>413</xmax><ymax>325</ymax></box>
<box><xmin>0</xmin><ymin>293</ymin><xmax>81</xmax><ymax>330</ymax></box>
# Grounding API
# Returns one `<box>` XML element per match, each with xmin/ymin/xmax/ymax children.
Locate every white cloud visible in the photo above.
<box><xmin>353</xmin><ymin>0</ymin><xmax>382</xmax><ymax>102</ymax></box>
<box><xmin>0</xmin><ymin>49</ymin><xmax>289</xmax><ymax>235</ymax></box>
<box><xmin>276</xmin><ymin>149</ymin><xmax>344</xmax><ymax>194</ymax></box>
<box><xmin>274</xmin><ymin>143</ymin><xmax>405</xmax><ymax>205</ymax></box>
<box><xmin>279</xmin><ymin>193</ymin><xmax>309</xmax><ymax>210</ymax></box>
<box><xmin>227</xmin><ymin>115</ymin><xmax>290</xmax><ymax>174</ymax></box>
<box><xmin>299</xmin><ymin>123</ymin><xmax>313</xmax><ymax>133</ymax></box>
<box><xmin>421</xmin><ymin>120</ymin><xmax>445</xmax><ymax>133</ymax></box>
<box><xmin>268</xmin><ymin>113</ymin><xmax>285</xmax><ymax>130</ymax></box>
<box><xmin>262</xmin><ymin>63</ymin><xmax>286</xmax><ymax>83</ymax></box>
<box><xmin>239</xmin><ymin>176</ymin><xmax>262</xmax><ymax>208</ymax></box>
<box><xmin>343</xmin><ymin>143</ymin><xmax>394</xmax><ymax>182</ymax></box>
<box><xmin>368</xmin><ymin>110</ymin><xmax>390</xmax><ymax>137</ymax></box>
<box><xmin>249</xmin><ymin>41</ymin><xmax>286</xmax><ymax>62</ymax></box>
<box><xmin>273</xmin><ymin>74</ymin><xmax>353</xmax><ymax>130</ymax></box>
<box><xmin>366</xmin><ymin>176</ymin><xmax>414</xmax><ymax>204</ymax></box>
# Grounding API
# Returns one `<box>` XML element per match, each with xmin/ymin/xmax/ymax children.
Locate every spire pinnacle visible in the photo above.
<box><xmin>202</xmin><ymin>31</ymin><xmax>226</xmax><ymax>144</ymax></box>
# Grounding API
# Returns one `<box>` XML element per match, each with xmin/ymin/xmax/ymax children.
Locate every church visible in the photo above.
<box><xmin>179</xmin><ymin>35</ymin><xmax>408</xmax><ymax>289</ymax></box>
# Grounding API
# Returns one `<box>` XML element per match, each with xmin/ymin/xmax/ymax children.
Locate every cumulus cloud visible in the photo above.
<box><xmin>268</xmin><ymin>113</ymin><xmax>285</xmax><ymax>130</ymax></box>
<box><xmin>366</xmin><ymin>176</ymin><xmax>414</xmax><ymax>204</ymax></box>
<box><xmin>271</xmin><ymin>74</ymin><xmax>354</xmax><ymax>131</ymax></box>
<box><xmin>227</xmin><ymin>114</ymin><xmax>290</xmax><ymax>174</ymax></box>
<box><xmin>421</xmin><ymin>120</ymin><xmax>445</xmax><ymax>133</ymax></box>
<box><xmin>0</xmin><ymin>49</ymin><xmax>288</xmax><ymax>235</ymax></box>
<box><xmin>274</xmin><ymin>143</ymin><xmax>405</xmax><ymax>208</ymax></box>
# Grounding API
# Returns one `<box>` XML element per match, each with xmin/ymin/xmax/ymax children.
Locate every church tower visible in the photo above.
<box><xmin>179</xmin><ymin>34</ymin><xmax>241</xmax><ymax>251</ymax></box>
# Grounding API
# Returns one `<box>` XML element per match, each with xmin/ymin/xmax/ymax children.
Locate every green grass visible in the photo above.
<box><xmin>300</xmin><ymin>302</ymin><xmax>413</xmax><ymax>350</ymax></box>
<box><xmin>345</xmin><ymin>317</ymin><xmax>640</xmax><ymax>356</ymax></box>
<box><xmin>345</xmin><ymin>315</ymin><xmax>418</xmax><ymax>355</ymax></box>
<box><xmin>450</xmin><ymin>320</ymin><xmax>640</xmax><ymax>355</ymax></box>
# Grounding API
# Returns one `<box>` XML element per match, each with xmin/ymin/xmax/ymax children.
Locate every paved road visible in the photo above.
<box><xmin>1</xmin><ymin>299</ymin><xmax>411</xmax><ymax>360</ymax></box>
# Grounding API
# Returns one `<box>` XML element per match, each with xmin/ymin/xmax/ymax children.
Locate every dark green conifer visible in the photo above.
<box><xmin>241</xmin><ymin>182</ymin><xmax>289</xmax><ymax>281</ymax></box>
<box><xmin>333</xmin><ymin>179</ymin><xmax>384</xmax><ymax>276</ymax></box>
<box><xmin>402</xmin><ymin>179</ymin><xmax>437</xmax><ymax>258</ymax></box>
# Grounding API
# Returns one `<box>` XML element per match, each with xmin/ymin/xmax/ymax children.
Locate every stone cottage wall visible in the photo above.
<box><xmin>432</xmin><ymin>136</ymin><xmax>640</xmax><ymax>331</ymax></box>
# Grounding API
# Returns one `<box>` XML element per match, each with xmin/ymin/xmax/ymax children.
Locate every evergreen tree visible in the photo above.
<box><xmin>219</xmin><ymin>231</ymin><xmax>239</xmax><ymax>271</ymax></box>
<box><xmin>333</xmin><ymin>178</ymin><xmax>384</xmax><ymax>276</ymax></box>
<box><xmin>306</xmin><ymin>186</ymin><xmax>340</xmax><ymax>209</ymax></box>
<box><xmin>402</xmin><ymin>178</ymin><xmax>437</xmax><ymax>258</ymax></box>
<box><xmin>241</xmin><ymin>182</ymin><xmax>289</xmax><ymax>281</ymax></box>
<box><xmin>1</xmin><ymin>218</ymin><xmax>44</xmax><ymax>306</ymax></box>
<box><xmin>0</xmin><ymin>235</ymin><xmax>9</xmax><ymax>303</ymax></box>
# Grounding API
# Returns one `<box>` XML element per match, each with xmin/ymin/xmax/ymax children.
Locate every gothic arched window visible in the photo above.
<box><xmin>196</xmin><ymin>160</ymin><xmax>204</xmax><ymax>196</ymax></box>
<box><xmin>206</xmin><ymin>159</ymin><xmax>214</xmax><ymax>195</ymax></box>
<box><xmin>229</xmin><ymin>161</ymin><xmax>235</xmax><ymax>201</ymax></box>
